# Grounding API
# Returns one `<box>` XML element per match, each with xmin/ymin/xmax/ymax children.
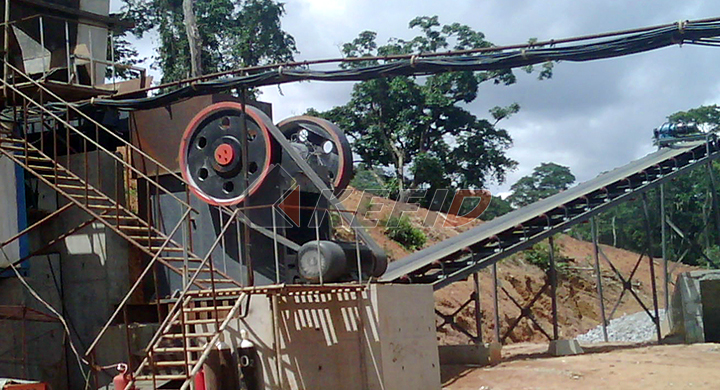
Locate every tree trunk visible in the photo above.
<box><xmin>183</xmin><ymin>0</ymin><xmax>202</xmax><ymax>77</ymax></box>
<box><xmin>611</xmin><ymin>216</ymin><xmax>617</xmax><ymax>247</ymax></box>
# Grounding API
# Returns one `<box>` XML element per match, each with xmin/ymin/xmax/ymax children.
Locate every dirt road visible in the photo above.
<box><xmin>443</xmin><ymin>342</ymin><xmax>720</xmax><ymax>390</ymax></box>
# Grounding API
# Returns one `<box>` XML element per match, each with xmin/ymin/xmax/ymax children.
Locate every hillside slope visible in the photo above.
<box><xmin>341</xmin><ymin>189</ymin><xmax>697</xmax><ymax>344</ymax></box>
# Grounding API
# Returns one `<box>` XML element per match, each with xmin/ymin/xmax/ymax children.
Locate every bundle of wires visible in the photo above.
<box><xmin>78</xmin><ymin>17</ymin><xmax>720</xmax><ymax>111</ymax></box>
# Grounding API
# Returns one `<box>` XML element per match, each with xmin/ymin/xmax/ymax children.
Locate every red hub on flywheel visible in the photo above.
<box><xmin>214</xmin><ymin>143</ymin><xmax>235</xmax><ymax>166</ymax></box>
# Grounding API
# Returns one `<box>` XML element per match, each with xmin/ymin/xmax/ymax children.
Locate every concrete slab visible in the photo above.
<box><xmin>199</xmin><ymin>284</ymin><xmax>442</xmax><ymax>390</ymax></box>
<box><xmin>438</xmin><ymin>342</ymin><xmax>502</xmax><ymax>366</ymax></box>
<box><xmin>547</xmin><ymin>339</ymin><xmax>583</xmax><ymax>356</ymax></box>
<box><xmin>668</xmin><ymin>270</ymin><xmax>720</xmax><ymax>343</ymax></box>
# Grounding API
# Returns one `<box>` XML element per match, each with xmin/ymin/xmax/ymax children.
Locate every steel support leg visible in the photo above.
<box><xmin>642</xmin><ymin>193</ymin><xmax>662</xmax><ymax>342</ymax></box>
<box><xmin>548</xmin><ymin>236</ymin><xmax>559</xmax><ymax>341</ymax></box>
<box><xmin>472</xmin><ymin>272</ymin><xmax>483</xmax><ymax>344</ymax></box>
<box><xmin>660</xmin><ymin>184</ymin><xmax>669</xmax><ymax>311</ymax></box>
<box><xmin>492</xmin><ymin>263</ymin><xmax>501</xmax><ymax>343</ymax></box>
<box><xmin>591</xmin><ymin>217</ymin><xmax>609</xmax><ymax>342</ymax></box>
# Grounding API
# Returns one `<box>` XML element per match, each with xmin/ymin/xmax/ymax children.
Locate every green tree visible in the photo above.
<box><xmin>507</xmin><ymin>162</ymin><xmax>575</xmax><ymax>207</ymax></box>
<box><xmin>118</xmin><ymin>0</ymin><xmax>297</xmax><ymax>83</ymax></box>
<box><xmin>314</xmin><ymin>16</ymin><xmax>552</xmax><ymax>203</ymax></box>
<box><xmin>480</xmin><ymin>196</ymin><xmax>514</xmax><ymax>221</ymax></box>
<box><xmin>668</xmin><ymin>105</ymin><xmax>720</xmax><ymax>133</ymax></box>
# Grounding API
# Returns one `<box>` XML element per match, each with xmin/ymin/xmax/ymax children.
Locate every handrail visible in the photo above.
<box><xmin>1</xmin><ymin>66</ymin><xmax>196</xmax><ymax>212</ymax></box>
<box><xmin>84</xmin><ymin>207</ymin><xmax>192</xmax><ymax>356</ymax></box>
<box><xmin>131</xmin><ymin>208</ymin><xmax>240</xmax><ymax>372</ymax></box>
<box><xmin>178</xmin><ymin>293</ymin><xmax>247</xmax><ymax>390</ymax></box>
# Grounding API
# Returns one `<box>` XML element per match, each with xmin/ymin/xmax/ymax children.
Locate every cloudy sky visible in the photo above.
<box><xmin>112</xmin><ymin>0</ymin><xmax>720</xmax><ymax>196</ymax></box>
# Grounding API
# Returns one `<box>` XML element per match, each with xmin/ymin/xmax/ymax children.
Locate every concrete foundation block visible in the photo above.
<box><xmin>547</xmin><ymin>339</ymin><xmax>583</xmax><ymax>356</ymax></box>
<box><xmin>439</xmin><ymin>342</ymin><xmax>502</xmax><ymax>366</ymax></box>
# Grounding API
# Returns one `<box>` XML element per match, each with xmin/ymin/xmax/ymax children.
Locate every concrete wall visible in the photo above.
<box><xmin>0</xmin><ymin>254</ymin><xmax>67</xmax><ymax>390</ymax></box>
<box><xmin>195</xmin><ymin>284</ymin><xmax>441</xmax><ymax>390</ymax></box>
<box><xmin>0</xmin><ymin>155</ymin><xmax>25</xmax><ymax>267</ymax></box>
<box><xmin>0</xmin><ymin>150</ymin><xmax>131</xmax><ymax>389</ymax></box>
<box><xmin>668</xmin><ymin>270</ymin><xmax>720</xmax><ymax>343</ymax></box>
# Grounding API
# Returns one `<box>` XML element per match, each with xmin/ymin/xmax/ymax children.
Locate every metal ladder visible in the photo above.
<box><xmin>131</xmin><ymin>290</ymin><xmax>248</xmax><ymax>390</ymax></box>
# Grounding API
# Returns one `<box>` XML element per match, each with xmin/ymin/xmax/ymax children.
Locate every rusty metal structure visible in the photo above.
<box><xmin>2</xmin><ymin>5</ymin><xmax>720</xmax><ymax>388</ymax></box>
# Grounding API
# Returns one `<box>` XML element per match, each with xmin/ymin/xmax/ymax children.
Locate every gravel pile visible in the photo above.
<box><xmin>576</xmin><ymin>309</ymin><xmax>665</xmax><ymax>343</ymax></box>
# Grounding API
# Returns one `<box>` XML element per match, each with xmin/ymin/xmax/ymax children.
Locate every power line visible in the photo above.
<box><xmin>81</xmin><ymin>17</ymin><xmax>720</xmax><ymax>111</ymax></box>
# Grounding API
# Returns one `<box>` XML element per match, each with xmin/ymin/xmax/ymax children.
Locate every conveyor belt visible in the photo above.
<box><xmin>380</xmin><ymin>139</ymin><xmax>720</xmax><ymax>290</ymax></box>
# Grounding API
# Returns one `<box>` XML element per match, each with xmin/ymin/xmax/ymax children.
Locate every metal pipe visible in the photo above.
<box><xmin>240</xmin><ymin>89</ymin><xmax>253</xmax><ymax>286</ymax></box>
<box><xmin>3</xmin><ymin>0</ymin><xmax>9</xmax><ymax>97</ymax></box>
<box><xmin>660</xmin><ymin>184</ymin><xmax>669</xmax><ymax>310</ymax></box>
<box><xmin>642</xmin><ymin>193</ymin><xmax>662</xmax><ymax>342</ymax></box>
<box><xmin>0</xmin><ymin>202</ymin><xmax>73</xmax><ymax>248</ymax></box>
<box><xmin>315</xmin><ymin>211</ymin><xmax>323</xmax><ymax>285</ymax></box>
<box><xmin>472</xmin><ymin>272</ymin><xmax>483</xmax><ymax>344</ymax></box>
<box><xmin>84</xmin><ymin>208</ymin><xmax>192</xmax><ymax>356</ymax></box>
<box><xmin>272</xmin><ymin>207</ymin><xmax>280</xmax><ymax>283</ymax></box>
<box><xmin>88</xmin><ymin>27</ymin><xmax>95</xmax><ymax>87</ymax></box>
<box><xmin>127</xmin><ymin>209</ymin><xmax>240</xmax><ymax>361</ymax></box>
<box><xmin>64</xmin><ymin>21</ymin><xmax>71</xmax><ymax>83</ymax></box>
<box><xmin>548</xmin><ymin>235</ymin><xmax>559</xmax><ymax>341</ymax></box>
<box><xmin>2</xmin><ymin>62</ymin><xmax>197</xmax><ymax>210</ymax></box>
<box><xmin>271</xmin><ymin>293</ymin><xmax>283</xmax><ymax>390</ymax></box>
<box><xmin>492</xmin><ymin>263</ymin><xmax>500</xmax><ymax>343</ymax></box>
<box><xmin>39</xmin><ymin>16</ymin><xmax>45</xmax><ymax>79</ymax></box>
<box><xmin>355</xmin><ymin>228</ymin><xmax>362</xmax><ymax>283</ymax></box>
<box><xmin>109</xmin><ymin>29</ymin><xmax>116</xmax><ymax>87</ymax></box>
<box><xmin>178</xmin><ymin>293</ymin><xmax>248</xmax><ymax>390</ymax></box>
<box><xmin>591</xmin><ymin>216</ymin><xmax>609</xmax><ymax>342</ymax></box>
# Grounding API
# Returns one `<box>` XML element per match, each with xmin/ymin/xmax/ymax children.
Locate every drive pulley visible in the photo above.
<box><xmin>179</xmin><ymin>102</ymin><xmax>278</xmax><ymax>206</ymax></box>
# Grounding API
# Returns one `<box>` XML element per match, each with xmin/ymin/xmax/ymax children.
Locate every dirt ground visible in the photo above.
<box><xmin>443</xmin><ymin>342</ymin><xmax>720</xmax><ymax>390</ymax></box>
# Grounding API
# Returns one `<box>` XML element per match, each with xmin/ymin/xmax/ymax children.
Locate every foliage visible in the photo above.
<box><xmin>105</xmin><ymin>32</ymin><xmax>143</xmax><ymax>80</ymax></box>
<box><xmin>479</xmin><ymin>196</ymin><xmax>514</xmax><ymax>221</ymax></box>
<box><xmin>118</xmin><ymin>0</ymin><xmax>296</xmax><ymax>83</ymax></box>
<box><xmin>349</xmin><ymin>164</ymin><xmax>398</xmax><ymax>197</ymax></box>
<box><xmin>314</xmin><ymin>16</ymin><xmax>552</xmax><ymax>205</ymax></box>
<box><xmin>383</xmin><ymin>215</ymin><xmax>427</xmax><ymax>250</ymax></box>
<box><xmin>668</xmin><ymin>105</ymin><xmax>720</xmax><ymax>133</ymax></box>
<box><xmin>523</xmin><ymin>241</ymin><xmax>569</xmax><ymax>272</ymax></box>
<box><xmin>570</xmin><ymin>159</ymin><xmax>720</xmax><ymax>267</ymax></box>
<box><xmin>507</xmin><ymin>162</ymin><xmax>575</xmax><ymax>207</ymax></box>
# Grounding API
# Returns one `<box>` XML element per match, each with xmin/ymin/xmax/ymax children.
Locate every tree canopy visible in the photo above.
<box><xmin>117</xmin><ymin>0</ymin><xmax>297</xmax><ymax>83</ymax></box>
<box><xmin>312</xmin><ymin>16</ymin><xmax>552</xmax><ymax>205</ymax></box>
<box><xmin>570</xmin><ymin>104</ymin><xmax>720</xmax><ymax>267</ymax></box>
<box><xmin>668</xmin><ymin>104</ymin><xmax>720</xmax><ymax>133</ymax></box>
<box><xmin>507</xmin><ymin>162</ymin><xmax>575</xmax><ymax>207</ymax></box>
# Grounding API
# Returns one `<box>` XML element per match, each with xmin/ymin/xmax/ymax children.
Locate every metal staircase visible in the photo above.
<box><xmin>130</xmin><ymin>290</ymin><xmax>248</xmax><ymax>390</ymax></box>
<box><xmin>0</xmin><ymin>135</ymin><xmax>242</xmax><ymax>288</ymax></box>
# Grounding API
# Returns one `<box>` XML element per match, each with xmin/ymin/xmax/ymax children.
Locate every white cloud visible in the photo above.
<box><xmin>112</xmin><ymin>0</ymin><xmax>720</xmax><ymax>195</ymax></box>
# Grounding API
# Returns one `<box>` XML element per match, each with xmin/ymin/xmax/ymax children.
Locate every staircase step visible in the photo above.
<box><xmin>183</xmin><ymin>305</ymin><xmax>234</xmax><ymax>313</ymax></box>
<box><xmin>182</xmin><ymin>318</ymin><xmax>221</xmax><ymax>325</ymax></box>
<box><xmin>149</xmin><ymin>247</ymin><xmax>185</xmax><ymax>252</ymax></box>
<box><xmin>153</xmin><ymin>346</ymin><xmax>205</xmax><ymax>353</ymax></box>
<box><xmin>27</xmin><ymin>164</ymin><xmax>59</xmax><ymax>172</ymax></box>
<box><xmin>150</xmin><ymin>360</ymin><xmax>196</xmax><ymax>367</ymax></box>
<box><xmin>162</xmin><ymin>256</ymin><xmax>204</xmax><ymax>263</ymax></box>
<box><xmin>87</xmin><ymin>204</ymin><xmax>123</xmax><ymax>210</ymax></box>
<box><xmin>118</xmin><ymin>225</ymin><xmax>152</xmax><ymax>231</ymax></box>
<box><xmin>0</xmin><ymin>144</ymin><xmax>40</xmax><ymax>153</ymax></box>
<box><xmin>186</xmin><ymin>268</ymin><xmax>212</xmax><ymax>273</ymax></box>
<box><xmin>19</xmin><ymin>155</ymin><xmax>54</xmax><ymax>162</ymax></box>
<box><xmin>129</xmin><ymin>235</ymin><xmax>171</xmax><ymax>242</ymax></box>
<box><xmin>196</xmin><ymin>279</ymin><xmax>237</xmax><ymax>284</ymax></box>
<box><xmin>39</xmin><ymin>174</ymin><xmax>78</xmax><ymax>182</ymax></box>
<box><xmin>135</xmin><ymin>374</ymin><xmax>189</xmax><ymax>381</ymax></box>
<box><xmin>162</xmin><ymin>332</ymin><xmax>215</xmax><ymax>339</ymax></box>
<box><xmin>57</xmin><ymin>183</ymin><xmax>91</xmax><ymax>191</ymax></box>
